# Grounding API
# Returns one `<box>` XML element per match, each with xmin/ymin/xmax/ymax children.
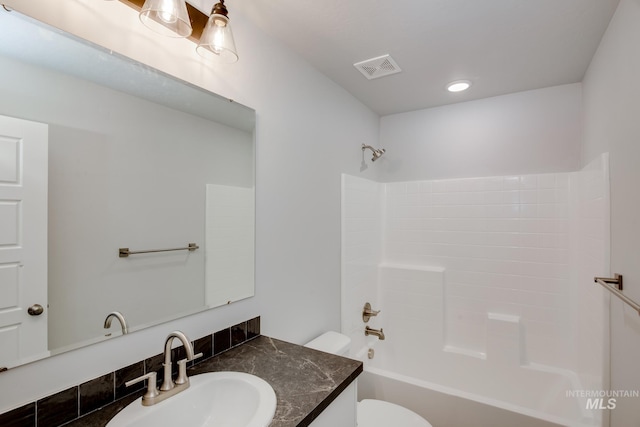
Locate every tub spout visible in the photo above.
<box><xmin>365</xmin><ymin>326</ymin><xmax>385</xmax><ymax>340</ymax></box>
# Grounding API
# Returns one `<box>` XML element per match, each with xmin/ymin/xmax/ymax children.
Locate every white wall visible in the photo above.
<box><xmin>582</xmin><ymin>0</ymin><xmax>640</xmax><ymax>424</ymax></box>
<box><xmin>0</xmin><ymin>0</ymin><xmax>379</xmax><ymax>413</ymax></box>
<box><xmin>378</xmin><ymin>84</ymin><xmax>582</xmax><ymax>182</ymax></box>
<box><xmin>340</xmin><ymin>174</ymin><xmax>383</xmax><ymax>358</ymax></box>
<box><xmin>205</xmin><ymin>184</ymin><xmax>255</xmax><ymax>307</ymax></box>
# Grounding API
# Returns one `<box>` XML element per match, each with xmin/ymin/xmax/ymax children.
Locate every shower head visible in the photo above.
<box><xmin>362</xmin><ymin>144</ymin><xmax>386</xmax><ymax>162</ymax></box>
<box><xmin>371</xmin><ymin>147</ymin><xmax>386</xmax><ymax>161</ymax></box>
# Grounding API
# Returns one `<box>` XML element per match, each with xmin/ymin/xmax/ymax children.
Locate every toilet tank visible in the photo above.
<box><xmin>304</xmin><ymin>331</ymin><xmax>351</xmax><ymax>356</ymax></box>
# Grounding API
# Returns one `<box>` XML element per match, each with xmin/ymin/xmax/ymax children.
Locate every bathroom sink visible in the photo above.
<box><xmin>107</xmin><ymin>372</ymin><xmax>277</xmax><ymax>427</ymax></box>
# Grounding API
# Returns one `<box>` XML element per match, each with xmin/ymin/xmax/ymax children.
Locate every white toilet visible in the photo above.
<box><xmin>305</xmin><ymin>332</ymin><xmax>432</xmax><ymax>427</ymax></box>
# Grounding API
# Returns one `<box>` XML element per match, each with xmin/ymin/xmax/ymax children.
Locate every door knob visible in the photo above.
<box><xmin>28</xmin><ymin>304</ymin><xmax>44</xmax><ymax>316</ymax></box>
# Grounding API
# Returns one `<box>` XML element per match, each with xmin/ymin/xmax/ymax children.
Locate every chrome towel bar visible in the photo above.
<box><xmin>119</xmin><ymin>243</ymin><xmax>199</xmax><ymax>258</ymax></box>
<box><xmin>594</xmin><ymin>274</ymin><xmax>640</xmax><ymax>315</ymax></box>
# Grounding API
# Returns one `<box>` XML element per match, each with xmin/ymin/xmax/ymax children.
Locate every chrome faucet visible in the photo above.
<box><xmin>126</xmin><ymin>330</ymin><xmax>202</xmax><ymax>406</ymax></box>
<box><xmin>365</xmin><ymin>326</ymin><xmax>385</xmax><ymax>340</ymax></box>
<box><xmin>104</xmin><ymin>311</ymin><xmax>129</xmax><ymax>335</ymax></box>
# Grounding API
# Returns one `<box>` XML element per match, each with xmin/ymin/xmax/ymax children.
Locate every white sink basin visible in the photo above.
<box><xmin>107</xmin><ymin>372</ymin><xmax>277</xmax><ymax>427</ymax></box>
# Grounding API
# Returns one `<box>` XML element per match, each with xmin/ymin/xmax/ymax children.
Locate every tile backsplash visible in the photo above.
<box><xmin>0</xmin><ymin>316</ymin><xmax>260</xmax><ymax>427</ymax></box>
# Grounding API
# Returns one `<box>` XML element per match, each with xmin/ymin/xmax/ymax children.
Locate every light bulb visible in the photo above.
<box><xmin>139</xmin><ymin>0</ymin><xmax>192</xmax><ymax>38</ymax></box>
<box><xmin>158</xmin><ymin>0</ymin><xmax>177</xmax><ymax>24</ymax></box>
<box><xmin>196</xmin><ymin>11</ymin><xmax>238</xmax><ymax>63</ymax></box>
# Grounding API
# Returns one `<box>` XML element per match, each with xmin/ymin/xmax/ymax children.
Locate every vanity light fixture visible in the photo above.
<box><xmin>196</xmin><ymin>0</ymin><xmax>239</xmax><ymax>63</ymax></box>
<box><xmin>139</xmin><ymin>0</ymin><xmax>193</xmax><ymax>38</ymax></box>
<box><xmin>446</xmin><ymin>80</ymin><xmax>472</xmax><ymax>93</ymax></box>
<box><xmin>113</xmin><ymin>0</ymin><xmax>238</xmax><ymax>62</ymax></box>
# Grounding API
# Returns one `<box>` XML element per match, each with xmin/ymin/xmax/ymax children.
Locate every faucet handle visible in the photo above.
<box><xmin>125</xmin><ymin>372</ymin><xmax>160</xmax><ymax>401</ymax></box>
<box><xmin>175</xmin><ymin>352</ymin><xmax>204</xmax><ymax>385</ymax></box>
<box><xmin>175</xmin><ymin>359</ymin><xmax>189</xmax><ymax>385</ymax></box>
<box><xmin>362</xmin><ymin>302</ymin><xmax>381</xmax><ymax>323</ymax></box>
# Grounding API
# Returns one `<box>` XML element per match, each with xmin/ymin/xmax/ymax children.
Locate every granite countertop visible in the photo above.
<box><xmin>67</xmin><ymin>335</ymin><xmax>363</xmax><ymax>427</ymax></box>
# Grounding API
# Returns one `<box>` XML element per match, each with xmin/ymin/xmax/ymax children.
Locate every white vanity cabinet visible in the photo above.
<box><xmin>309</xmin><ymin>381</ymin><xmax>357</xmax><ymax>427</ymax></box>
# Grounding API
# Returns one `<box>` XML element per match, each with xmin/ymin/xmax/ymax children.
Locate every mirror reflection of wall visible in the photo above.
<box><xmin>205</xmin><ymin>184</ymin><xmax>255</xmax><ymax>307</ymax></box>
<box><xmin>0</xmin><ymin>11</ymin><xmax>255</xmax><ymax>366</ymax></box>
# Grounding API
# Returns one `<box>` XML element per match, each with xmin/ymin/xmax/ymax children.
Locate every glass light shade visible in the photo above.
<box><xmin>196</xmin><ymin>14</ymin><xmax>238</xmax><ymax>63</ymax></box>
<box><xmin>139</xmin><ymin>0</ymin><xmax>192</xmax><ymax>38</ymax></box>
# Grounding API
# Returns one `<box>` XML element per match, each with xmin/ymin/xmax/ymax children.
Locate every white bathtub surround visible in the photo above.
<box><xmin>341</xmin><ymin>153</ymin><xmax>610</xmax><ymax>427</ymax></box>
<box><xmin>384</xmin><ymin>172</ymin><xmax>574</xmax><ymax>367</ymax></box>
<box><xmin>370</xmin><ymin>264</ymin><xmax>590</xmax><ymax>426</ymax></box>
<box><xmin>486</xmin><ymin>313</ymin><xmax>524</xmax><ymax>366</ymax></box>
<box><xmin>378</xmin><ymin>265</ymin><xmax>444</xmax><ymax>360</ymax></box>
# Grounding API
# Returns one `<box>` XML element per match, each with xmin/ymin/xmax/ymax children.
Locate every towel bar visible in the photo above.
<box><xmin>594</xmin><ymin>274</ymin><xmax>640</xmax><ymax>315</ymax></box>
<box><xmin>119</xmin><ymin>243</ymin><xmax>199</xmax><ymax>258</ymax></box>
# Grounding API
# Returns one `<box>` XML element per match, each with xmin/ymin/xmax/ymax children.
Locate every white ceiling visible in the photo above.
<box><xmin>193</xmin><ymin>0</ymin><xmax>619</xmax><ymax>116</ymax></box>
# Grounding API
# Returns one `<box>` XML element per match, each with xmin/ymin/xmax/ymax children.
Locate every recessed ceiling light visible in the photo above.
<box><xmin>447</xmin><ymin>80</ymin><xmax>472</xmax><ymax>93</ymax></box>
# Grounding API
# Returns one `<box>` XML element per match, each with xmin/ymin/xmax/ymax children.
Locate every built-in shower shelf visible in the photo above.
<box><xmin>443</xmin><ymin>345</ymin><xmax>486</xmax><ymax>360</ymax></box>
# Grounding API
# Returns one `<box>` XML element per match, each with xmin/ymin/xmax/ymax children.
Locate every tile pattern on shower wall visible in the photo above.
<box><xmin>341</xmin><ymin>174</ymin><xmax>383</xmax><ymax>357</ymax></box>
<box><xmin>384</xmin><ymin>173</ymin><xmax>572</xmax><ymax>367</ymax></box>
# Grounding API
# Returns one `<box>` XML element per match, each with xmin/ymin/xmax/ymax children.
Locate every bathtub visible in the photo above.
<box><xmin>355</xmin><ymin>342</ymin><xmax>600</xmax><ymax>427</ymax></box>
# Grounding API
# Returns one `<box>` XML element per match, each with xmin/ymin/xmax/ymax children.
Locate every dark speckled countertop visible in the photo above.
<box><xmin>66</xmin><ymin>336</ymin><xmax>363</xmax><ymax>427</ymax></box>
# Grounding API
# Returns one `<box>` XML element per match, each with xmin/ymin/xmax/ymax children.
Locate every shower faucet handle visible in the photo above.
<box><xmin>362</xmin><ymin>302</ymin><xmax>381</xmax><ymax>323</ymax></box>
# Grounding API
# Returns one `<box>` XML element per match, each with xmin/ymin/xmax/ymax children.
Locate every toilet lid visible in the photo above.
<box><xmin>358</xmin><ymin>399</ymin><xmax>432</xmax><ymax>427</ymax></box>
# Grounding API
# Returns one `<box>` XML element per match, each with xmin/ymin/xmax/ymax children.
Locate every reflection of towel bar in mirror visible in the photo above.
<box><xmin>119</xmin><ymin>243</ymin><xmax>199</xmax><ymax>258</ymax></box>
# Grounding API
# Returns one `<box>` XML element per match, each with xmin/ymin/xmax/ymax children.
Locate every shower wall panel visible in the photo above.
<box><xmin>384</xmin><ymin>173</ymin><xmax>572</xmax><ymax>368</ymax></box>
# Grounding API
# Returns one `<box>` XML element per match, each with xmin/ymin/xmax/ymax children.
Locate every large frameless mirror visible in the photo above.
<box><xmin>0</xmin><ymin>9</ymin><xmax>255</xmax><ymax>369</ymax></box>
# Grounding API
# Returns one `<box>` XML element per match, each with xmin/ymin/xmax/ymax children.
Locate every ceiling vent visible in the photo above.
<box><xmin>354</xmin><ymin>54</ymin><xmax>402</xmax><ymax>80</ymax></box>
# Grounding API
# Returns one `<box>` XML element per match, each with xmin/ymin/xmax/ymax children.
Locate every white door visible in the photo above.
<box><xmin>0</xmin><ymin>114</ymin><xmax>48</xmax><ymax>369</ymax></box>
